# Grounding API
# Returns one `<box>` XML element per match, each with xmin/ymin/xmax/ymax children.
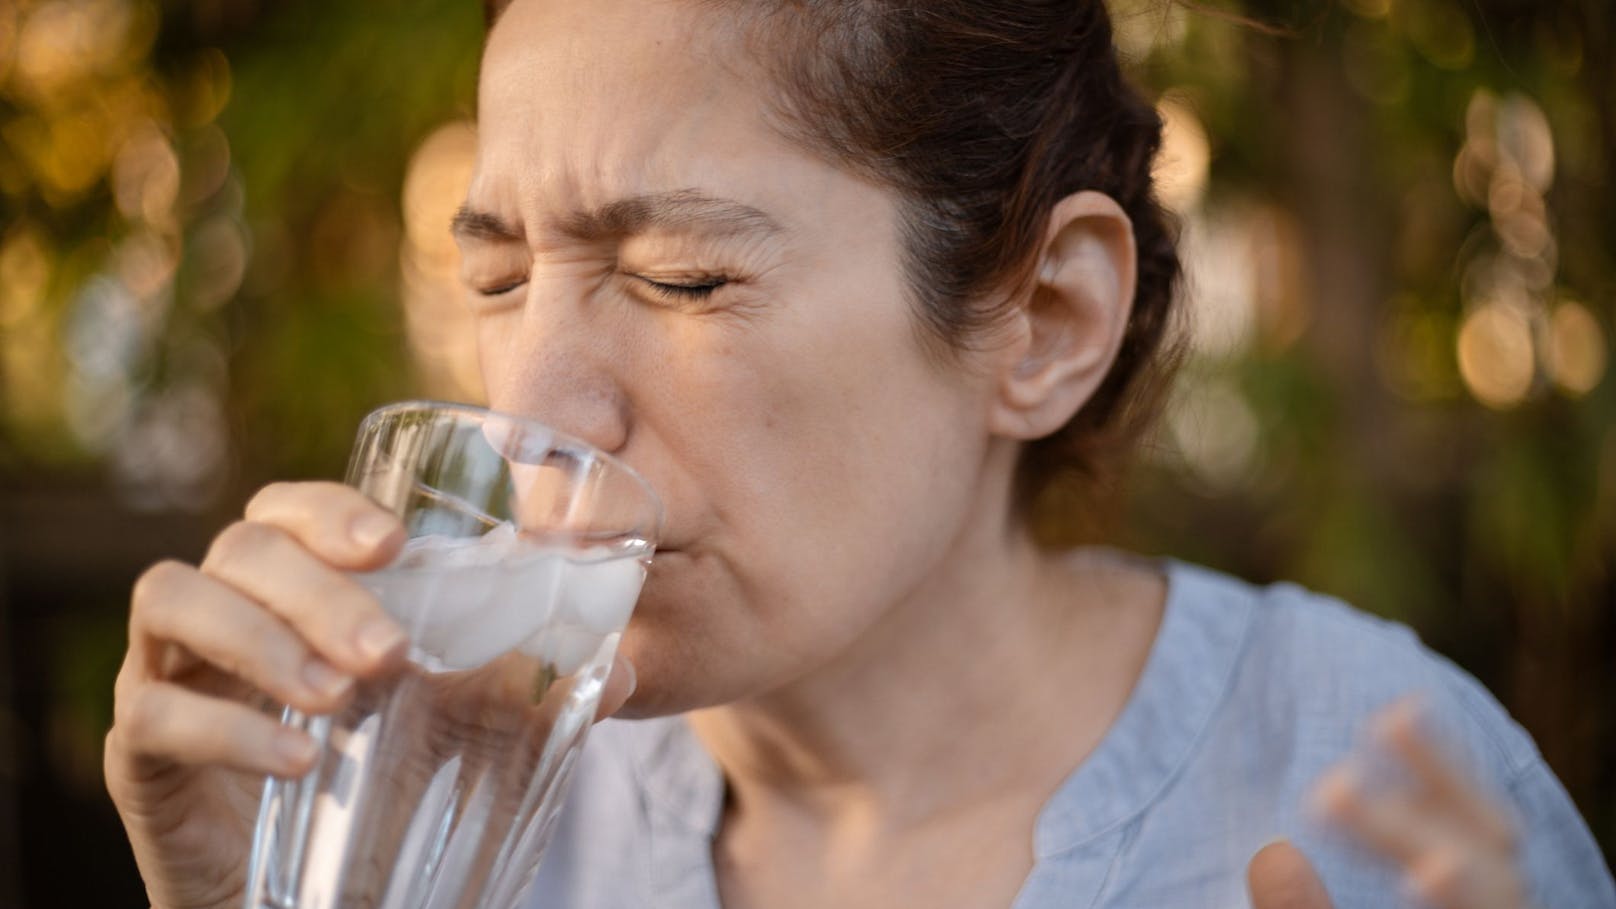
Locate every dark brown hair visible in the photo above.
<box><xmin>484</xmin><ymin>0</ymin><xmax>1183</xmax><ymax>514</ymax></box>
<box><xmin>736</xmin><ymin>2</ymin><xmax>1182</xmax><ymax>512</ymax></box>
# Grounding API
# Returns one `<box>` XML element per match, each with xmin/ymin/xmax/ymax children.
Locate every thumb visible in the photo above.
<box><xmin>1248</xmin><ymin>840</ymin><xmax>1334</xmax><ymax>909</ymax></box>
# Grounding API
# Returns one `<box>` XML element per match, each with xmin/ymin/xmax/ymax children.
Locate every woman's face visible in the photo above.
<box><xmin>462</xmin><ymin>0</ymin><xmax>1007</xmax><ymax>714</ymax></box>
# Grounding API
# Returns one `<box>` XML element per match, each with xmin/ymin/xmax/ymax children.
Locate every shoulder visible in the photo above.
<box><xmin>1139</xmin><ymin>563</ymin><xmax>1616</xmax><ymax>908</ymax></box>
<box><xmin>1167</xmin><ymin>560</ymin><xmax>1542</xmax><ymax>780</ymax></box>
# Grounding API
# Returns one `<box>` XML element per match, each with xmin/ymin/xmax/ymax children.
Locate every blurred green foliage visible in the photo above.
<box><xmin>0</xmin><ymin>0</ymin><xmax>1611</xmax><ymax>904</ymax></box>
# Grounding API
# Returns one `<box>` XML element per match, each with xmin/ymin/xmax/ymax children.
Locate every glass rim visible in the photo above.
<box><xmin>357</xmin><ymin>398</ymin><xmax>665</xmax><ymax>543</ymax></box>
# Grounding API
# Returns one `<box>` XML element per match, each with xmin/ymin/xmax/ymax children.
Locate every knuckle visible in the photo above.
<box><xmin>111</xmin><ymin>653</ymin><xmax>142</xmax><ymax>705</ymax></box>
<box><xmin>130</xmin><ymin>559</ymin><xmax>189</xmax><ymax>612</ymax></box>
<box><xmin>102</xmin><ymin>725</ymin><xmax>125</xmax><ymax>771</ymax></box>
<box><xmin>299</xmin><ymin>564</ymin><xmax>367</xmax><ymax>611</ymax></box>
<box><xmin>301</xmin><ymin>586</ymin><xmax>374</xmax><ymax>643</ymax></box>
<box><xmin>236</xmin><ymin>627</ymin><xmax>299</xmax><ymax>687</ymax></box>
<box><xmin>244</xmin><ymin>481</ymin><xmax>300</xmax><ymax>519</ymax></box>
<box><xmin>207</xmin><ymin>520</ymin><xmax>281</xmax><ymax>569</ymax></box>
<box><xmin>103</xmin><ymin>727</ymin><xmax>140</xmax><ymax>803</ymax></box>
<box><xmin>245</xmin><ymin>480</ymin><xmax>353</xmax><ymax>524</ymax></box>
<box><xmin>118</xmin><ymin>688</ymin><xmax>167</xmax><ymax>743</ymax></box>
<box><xmin>205</xmin><ymin>642</ymin><xmax>255</xmax><ymax>686</ymax></box>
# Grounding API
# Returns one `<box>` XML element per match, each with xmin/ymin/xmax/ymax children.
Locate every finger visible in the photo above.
<box><xmin>1405</xmin><ymin>843</ymin><xmax>1526</xmax><ymax>909</ymax></box>
<box><xmin>1247</xmin><ymin>840</ymin><xmax>1335</xmax><ymax>909</ymax></box>
<box><xmin>594</xmin><ymin>652</ymin><xmax>637</xmax><ymax>722</ymax></box>
<box><xmin>202</xmin><ymin>520</ymin><xmax>407</xmax><ymax>674</ymax></box>
<box><xmin>244</xmin><ymin>481</ymin><xmax>404</xmax><ymax>571</ymax></box>
<box><xmin>131</xmin><ymin>560</ymin><xmax>354</xmax><ymax>713</ymax></box>
<box><xmin>1312</xmin><ymin>761</ymin><xmax>1447</xmax><ymax>865</ymax></box>
<box><xmin>109</xmin><ymin>680</ymin><xmax>320</xmax><ymax>779</ymax></box>
<box><xmin>1370</xmin><ymin>700</ymin><xmax>1515</xmax><ymax>851</ymax></box>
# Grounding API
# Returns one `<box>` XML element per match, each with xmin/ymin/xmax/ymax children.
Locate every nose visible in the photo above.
<box><xmin>479</xmin><ymin>284</ymin><xmax>632</xmax><ymax>455</ymax></box>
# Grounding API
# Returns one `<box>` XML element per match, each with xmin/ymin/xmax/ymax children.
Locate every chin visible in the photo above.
<box><xmin>610</xmin><ymin>548</ymin><xmax>798</xmax><ymax>717</ymax></box>
<box><xmin>608</xmin><ymin>619</ymin><xmax>731</xmax><ymax>719</ymax></box>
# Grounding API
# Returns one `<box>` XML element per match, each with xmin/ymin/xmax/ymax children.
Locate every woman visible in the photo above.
<box><xmin>104</xmin><ymin>1</ymin><xmax>1614</xmax><ymax>907</ymax></box>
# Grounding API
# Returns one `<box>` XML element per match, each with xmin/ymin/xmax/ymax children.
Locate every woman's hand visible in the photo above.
<box><xmin>105</xmin><ymin>480</ymin><xmax>642</xmax><ymax>909</ymax></box>
<box><xmin>1247</xmin><ymin>697</ymin><xmax>1530</xmax><ymax>909</ymax></box>
<box><xmin>1314</xmin><ymin>697</ymin><xmax>1529</xmax><ymax>908</ymax></box>
<box><xmin>105</xmin><ymin>482</ymin><xmax>411</xmax><ymax>909</ymax></box>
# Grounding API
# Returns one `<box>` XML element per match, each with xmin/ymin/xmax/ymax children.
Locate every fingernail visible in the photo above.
<box><xmin>301</xmin><ymin>658</ymin><xmax>352</xmax><ymax>699</ymax></box>
<box><xmin>351</xmin><ymin>512</ymin><xmax>397</xmax><ymax>549</ymax></box>
<box><xmin>355</xmin><ymin>618</ymin><xmax>406</xmax><ymax>661</ymax></box>
<box><xmin>275</xmin><ymin>731</ymin><xmax>318</xmax><ymax>770</ymax></box>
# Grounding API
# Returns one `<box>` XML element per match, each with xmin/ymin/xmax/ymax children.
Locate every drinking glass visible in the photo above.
<box><xmin>242</xmin><ymin>401</ymin><xmax>661</xmax><ymax>909</ymax></box>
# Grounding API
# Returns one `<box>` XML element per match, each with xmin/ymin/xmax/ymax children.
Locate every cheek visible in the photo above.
<box><xmin>471</xmin><ymin>315</ymin><xmax>508</xmax><ymax>386</ymax></box>
<box><xmin>654</xmin><ymin>295</ymin><xmax>986</xmax><ymax>601</ymax></box>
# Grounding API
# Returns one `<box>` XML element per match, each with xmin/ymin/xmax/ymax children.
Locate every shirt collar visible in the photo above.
<box><xmin>631</xmin><ymin>559</ymin><xmax>1259</xmax><ymax>855</ymax></box>
<box><xmin>1029</xmin><ymin>559</ymin><xmax>1256</xmax><ymax>855</ymax></box>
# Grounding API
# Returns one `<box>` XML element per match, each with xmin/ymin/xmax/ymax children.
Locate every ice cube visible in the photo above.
<box><xmin>556</xmin><ymin>555</ymin><xmax>645</xmax><ymax>634</ymax></box>
<box><xmin>355</xmin><ymin>524</ymin><xmax>638</xmax><ymax>671</ymax></box>
<box><xmin>379</xmin><ymin>540</ymin><xmax>499</xmax><ymax>642</ymax></box>
<box><xmin>518</xmin><ymin>623</ymin><xmax>603</xmax><ymax>676</ymax></box>
<box><xmin>434</xmin><ymin>551</ymin><xmax>563</xmax><ymax>670</ymax></box>
<box><xmin>357</xmin><ymin>557</ymin><xmax>460</xmax><ymax>635</ymax></box>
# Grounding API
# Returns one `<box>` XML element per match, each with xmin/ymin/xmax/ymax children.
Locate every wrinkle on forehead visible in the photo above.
<box><xmin>474</xmin><ymin>0</ymin><xmax>787</xmax><ymax>225</ymax></box>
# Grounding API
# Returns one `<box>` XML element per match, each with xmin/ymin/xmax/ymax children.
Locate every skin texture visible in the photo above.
<box><xmin>103</xmin><ymin>1</ymin><xmax>1532</xmax><ymax>907</ymax></box>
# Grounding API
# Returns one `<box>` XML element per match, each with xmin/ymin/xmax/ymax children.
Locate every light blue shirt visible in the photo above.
<box><xmin>524</xmin><ymin>560</ymin><xmax>1616</xmax><ymax>907</ymax></box>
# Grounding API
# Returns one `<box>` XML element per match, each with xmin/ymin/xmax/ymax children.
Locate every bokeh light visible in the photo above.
<box><xmin>1456</xmin><ymin>301</ymin><xmax>1535</xmax><ymax>410</ymax></box>
<box><xmin>0</xmin><ymin>0</ymin><xmax>244</xmax><ymax>509</ymax></box>
<box><xmin>1166</xmin><ymin>374</ymin><xmax>1261</xmax><ymax>490</ymax></box>
<box><xmin>111</xmin><ymin>123</ymin><xmax>181</xmax><ymax>228</ymax></box>
<box><xmin>401</xmin><ymin>119</ymin><xmax>484</xmax><ymax>402</ymax></box>
<box><xmin>1544</xmin><ymin>300</ymin><xmax>1607</xmax><ymax>397</ymax></box>
<box><xmin>1401</xmin><ymin>0</ymin><xmax>1475</xmax><ymax>70</ymax></box>
<box><xmin>1154</xmin><ymin>94</ymin><xmax>1211</xmax><ymax>214</ymax></box>
<box><xmin>1444</xmin><ymin>87</ymin><xmax>1583</xmax><ymax>412</ymax></box>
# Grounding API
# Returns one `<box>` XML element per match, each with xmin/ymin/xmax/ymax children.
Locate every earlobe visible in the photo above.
<box><xmin>990</xmin><ymin>191</ymin><xmax>1137</xmax><ymax>441</ymax></box>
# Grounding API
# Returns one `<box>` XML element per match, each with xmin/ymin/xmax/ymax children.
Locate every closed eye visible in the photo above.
<box><xmin>635</xmin><ymin>276</ymin><xmax>729</xmax><ymax>301</ymax></box>
<box><xmin>477</xmin><ymin>279</ymin><xmax>527</xmax><ymax>298</ymax></box>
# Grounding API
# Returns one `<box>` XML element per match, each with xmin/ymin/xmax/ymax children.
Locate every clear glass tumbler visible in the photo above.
<box><xmin>242</xmin><ymin>401</ymin><xmax>661</xmax><ymax>909</ymax></box>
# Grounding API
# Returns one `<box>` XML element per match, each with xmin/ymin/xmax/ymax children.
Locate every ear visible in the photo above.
<box><xmin>987</xmin><ymin>190</ymin><xmax>1137</xmax><ymax>441</ymax></box>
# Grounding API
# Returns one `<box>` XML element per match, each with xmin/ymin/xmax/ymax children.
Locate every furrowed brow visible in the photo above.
<box><xmin>451</xmin><ymin>206</ymin><xmax>524</xmax><ymax>244</ymax></box>
<box><xmin>562</xmin><ymin>190</ymin><xmax>782</xmax><ymax>241</ymax></box>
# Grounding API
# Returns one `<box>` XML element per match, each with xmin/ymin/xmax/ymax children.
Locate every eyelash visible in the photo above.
<box><xmin>636</xmin><ymin>276</ymin><xmax>729</xmax><ymax>301</ymax></box>
<box><xmin>477</xmin><ymin>280</ymin><xmax>525</xmax><ymax>298</ymax></box>
<box><xmin>474</xmin><ymin>275</ymin><xmax>732</xmax><ymax>302</ymax></box>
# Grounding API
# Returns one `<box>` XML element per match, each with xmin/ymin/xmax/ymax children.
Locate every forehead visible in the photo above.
<box><xmin>476</xmin><ymin>0</ymin><xmax>781</xmax><ymax>203</ymax></box>
<box><xmin>482</xmin><ymin>0</ymin><xmax>745</xmax><ymax>103</ymax></box>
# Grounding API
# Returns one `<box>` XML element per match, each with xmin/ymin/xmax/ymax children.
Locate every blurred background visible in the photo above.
<box><xmin>0</xmin><ymin>0</ymin><xmax>1609</xmax><ymax>903</ymax></box>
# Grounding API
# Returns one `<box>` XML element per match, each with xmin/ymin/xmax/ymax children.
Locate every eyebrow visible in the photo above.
<box><xmin>450</xmin><ymin>190</ymin><xmax>783</xmax><ymax>244</ymax></box>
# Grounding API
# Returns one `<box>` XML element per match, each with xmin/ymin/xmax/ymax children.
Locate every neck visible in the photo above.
<box><xmin>687</xmin><ymin>451</ymin><xmax>1164</xmax><ymax>836</ymax></box>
